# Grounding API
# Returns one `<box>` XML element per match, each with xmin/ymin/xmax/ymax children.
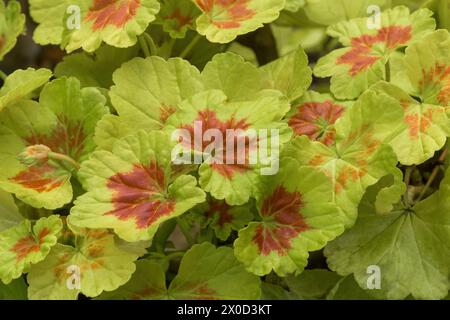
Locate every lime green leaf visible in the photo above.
<box><xmin>93</xmin><ymin>114</ymin><xmax>133</xmax><ymax>152</ymax></box>
<box><xmin>168</xmin><ymin>242</ymin><xmax>261</xmax><ymax>299</ymax></box>
<box><xmin>0</xmin><ymin>215</ymin><xmax>62</xmax><ymax>284</ymax></box>
<box><xmin>283</xmin><ymin>90</ymin><xmax>405</xmax><ymax>226</ymax></box>
<box><xmin>70</xmin><ymin>130</ymin><xmax>206</xmax><ymax>242</ymax></box>
<box><xmin>286</xmin><ymin>91</ymin><xmax>349</xmax><ymax>145</ymax></box>
<box><xmin>303</xmin><ymin>0</ymin><xmax>389</xmax><ymax>26</ymax></box>
<box><xmin>314</xmin><ymin>6</ymin><xmax>436</xmax><ymax>99</ymax></box>
<box><xmin>0</xmin><ymin>277</ymin><xmax>28</xmax><ymax>300</ymax></box>
<box><xmin>0</xmin><ymin>78</ymin><xmax>108</xmax><ymax>209</ymax></box>
<box><xmin>0</xmin><ymin>68</ymin><xmax>52</xmax><ymax>112</ymax></box>
<box><xmin>394</xmin><ymin>29</ymin><xmax>450</xmax><ymax>107</ymax></box>
<box><xmin>284</xmin><ymin>0</ymin><xmax>305</xmax><ymax>12</ymax></box>
<box><xmin>165</xmin><ymin>90</ymin><xmax>291</xmax><ymax>205</ymax></box>
<box><xmin>27</xmin><ymin>228</ymin><xmax>139</xmax><ymax>299</ymax></box>
<box><xmin>55</xmin><ymin>45</ymin><xmax>139</xmax><ymax>89</ymax></box>
<box><xmin>193</xmin><ymin>0</ymin><xmax>285</xmax><ymax>43</ymax></box>
<box><xmin>201</xmin><ymin>52</ymin><xmax>264</xmax><ymax>102</ymax></box>
<box><xmin>0</xmin><ymin>190</ymin><xmax>23</xmax><ymax>232</ymax></box>
<box><xmin>371</xmin><ymin>81</ymin><xmax>450</xmax><ymax>165</ymax></box>
<box><xmin>156</xmin><ymin>0</ymin><xmax>200</xmax><ymax>38</ymax></box>
<box><xmin>234</xmin><ymin>158</ymin><xmax>344</xmax><ymax>276</ymax></box>
<box><xmin>287</xmin><ymin>269</ymin><xmax>341</xmax><ymax>299</ymax></box>
<box><xmin>0</xmin><ymin>0</ymin><xmax>25</xmax><ymax>61</ymax></box>
<box><xmin>325</xmin><ymin>167</ymin><xmax>450</xmax><ymax>300</ymax></box>
<box><xmin>110</xmin><ymin>56</ymin><xmax>204</xmax><ymax>130</ymax></box>
<box><xmin>259</xmin><ymin>46</ymin><xmax>312</xmax><ymax>102</ymax></box>
<box><xmin>97</xmin><ymin>260</ymin><xmax>167</xmax><ymax>299</ymax></box>
<box><xmin>261</xmin><ymin>282</ymin><xmax>292</xmax><ymax>299</ymax></box>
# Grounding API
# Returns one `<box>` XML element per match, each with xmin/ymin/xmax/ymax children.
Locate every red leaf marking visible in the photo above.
<box><xmin>105</xmin><ymin>161</ymin><xmax>175</xmax><ymax>229</ymax></box>
<box><xmin>10</xmin><ymin>164</ymin><xmax>65</xmax><ymax>192</ymax></box>
<box><xmin>252</xmin><ymin>186</ymin><xmax>308</xmax><ymax>256</ymax></box>
<box><xmin>308</xmin><ymin>154</ymin><xmax>325</xmax><ymax>166</ymax></box>
<box><xmin>182</xmin><ymin>109</ymin><xmax>251</xmax><ymax>179</ymax></box>
<box><xmin>160</xmin><ymin>104</ymin><xmax>177</xmax><ymax>123</ymax></box>
<box><xmin>419</xmin><ymin>64</ymin><xmax>450</xmax><ymax>105</ymax></box>
<box><xmin>85</xmin><ymin>0</ymin><xmax>141</xmax><ymax>31</ymax></box>
<box><xmin>181</xmin><ymin>283</ymin><xmax>217</xmax><ymax>299</ymax></box>
<box><xmin>208</xmin><ymin>200</ymin><xmax>233</xmax><ymax>226</ymax></box>
<box><xmin>288</xmin><ymin>100</ymin><xmax>344</xmax><ymax>146</ymax></box>
<box><xmin>166</xmin><ymin>9</ymin><xmax>194</xmax><ymax>29</ymax></box>
<box><xmin>130</xmin><ymin>287</ymin><xmax>163</xmax><ymax>300</ymax></box>
<box><xmin>195</xmin><ymin>0</ymin><xmax>255</xmax><ymax>29</ymax></box>
<box><xmin>11</xmin><ymin>227</ymin><xmax>50</xmax><ymax>262</ymax></box>
<box><xmin>25</xmin><ymin>117</ymin><xmax>86</xmax><ymax>161</ymax></box>
<box><xmin>404</xmin><ymin>109</ymin><xmax>435</xmax><ymax>139</ymax></box>
<box><xmin>337</xmin><ymin>26</ymin><xmax>412</xmax><ymax>76</ymax></box>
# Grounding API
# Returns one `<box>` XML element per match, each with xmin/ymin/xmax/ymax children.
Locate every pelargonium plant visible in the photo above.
<box><xmin>0</xmin><ymin>0</ymin><xmax>449</xmax><ymax>301</ymax></box>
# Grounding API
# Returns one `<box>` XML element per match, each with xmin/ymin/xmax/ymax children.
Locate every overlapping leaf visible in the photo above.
<box><xmin>234</xmin><ymin>157</ymin><xmax>344</xmax><ymax>276</ymax></box>
<box><xmin>325</xmin><ymin>167</ymin><xmax>450</xmax><ymax>300</ymax></box>
<box><xmin>0</xmin><ymin>190</ymin><xmax>23</xmax><ymax>232</ymax></box>
<box><xmin>193</xmin><ymin>0</ymin><xmax>285</xmax><ymax>43</ymax></box>
<box><xmin>0</xmin><ymin>68</ymin><xmax>52</xmax><ymax>112</ymax></box>
<box><xmin>70</xmin><ymin>130</ymin><xmax>206</xmax><ymax>242</ymax></box>
<box><xmin>0</xmin><ymin>0</ymin><xmax>25</xmax><ymax>61</ymax></box>
<box><xmin>99</xmin><ymin>242</ymin><xmax>261</xmax><ymax>300</ymax></box>
<box><xmin>0</xmin><ymin>77</ymin><xmax>108</xmax><ymax>209</ymax></box>
<box><xmin>27</xmin><ymin>228</ymin><xmax>139</xmax><ymax>299</ymax></box>
<box><xmin>110</xmin><ymin>56</ymin><xmax>205</xmax><ymax>131</ymax></box>
<box><xmin>0</xmin><ymin>215</ymin><xmax>62</xmax><ymax>284</ymax></box>
<box><xmin>156</xmin><ymin>0</ymin><xmax>200</xmax><ymax>38</ymax></box>
<box><xmin>283</xmin><ymin>90</ymin><xmax>406</xmax><ymax>226</ymax></box>
<box><xmin>30</xmin><ymin>0</ymin><xmax>160</xmax><ymax>52</ymax></box>
<box><xmin>314</xmin><ymin>6</ymin><xmax>436</xmax><ymax>99</ymax></box>
<box><xmin>165</xmin><ymin>89</ymin><xmax>291</xmax><ymax>205</ymax></box>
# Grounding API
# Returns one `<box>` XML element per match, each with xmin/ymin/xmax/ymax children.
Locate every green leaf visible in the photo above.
<box><xmin>93</xmin><ymin>114</ymin><xmax>133</xmax><ymax>152</ymax></box>
<box><xmin>0</xmin><ymin>68</ymin><xmax>52</xmax><ymax>112</ymax></box>
<box><xmin>261</xmin><ymin>282</ymin><xmax>292</xmax><ymax>299</ymax></box>
<box><xmin>234</xmin><ymin>158</ymin><xmax>344</xmax><ymax>276</ymax></box>
<box><xmin>303</xmin><ymin>0</ymin><xmax>390</xmax><ymax>26</ymax></box>
<box><xmin>283</xmin><ymin>89</ymin><xmax>405</xmax><ymax>226</ymax></box>
<box><xmin>27</xmin><ymin>228</ymin><xmax>139</xmax><ymax>299</ymax></box>
<box><xmin>0</xmin><ymin>78</ymin><xmax>108</xmax><ymax>209</ymax></box>
<box><xmin>287</xmin><ymin>269</ymin><xmax>342</xmax><ymax>299</ymax></box>
<box><xmin>284</xmin><ymin>0</ymin><xmax>305</xmax><ymax>12</ymax></box>
<box><xmin>371</xmin><ymin>81</ymin><xmax>450</xmax><ymax>165</ymax></box>
<box><xmin>156</xmin><ymin>0</ymin><xmax>200</xmax><ymax>38</ymax></box>
<box><xmin>201</xmin><ymin>52</ymin><xmax>264</xmax><ymax>102</ymax></box>
<box><xmin>0</xmin><ymin>0</ymin><xmax>25</xmax><ymax>61</ymax></box>
<box><xmin>168</xmin><ymin>242</ymin><xmax>261</xmax><ymax>299</ymax></box>
<box><xmin>55</xmin><ymin>45</ymin><xmax>139</xmax><ymax>89</ymax></box>
<box><xmin>325</xmin><ymin>167</ymin><xmax>450</xmax><ymax>300</ymax></box>
<box><xmin>165</xmin><ymin>89</ymin><xmax>291</xmax><ymax>205</ymax></box>
<box><xmin>193</xmin><ymin>0</ymin><xmax>285</xmax><ymax>43</ymax></box>
<box><xmin>97</xmin><ymin>242</ymin><xmax>261</xmax><ymax>300</ymax></box>
<box><xmin>259</xmin><ymin>46</ymin><xmax>312</xmax><ymax>102</ymax></box>
<box><xmin>314</xmin><ymin>6</ymin><xmax>436</xmax><ymax>99</ymax></box>
<box><xmin>70</xmin><ymin>130</ymin><xmax>206</xmax><ymax>242</ymax></box>
<box><xmin>0</xmin><ymin>215</ymin><xmax>62</xmax><ymax>284</ymax></box>
<box><xmin>110</xmin><ymin>56</ymin><xmax>204</xmax><ymax>131</ymax></box>
<box><xmin>326</xmin><ymin>275</ymin><xmax>376</xmax><ymax>300</ymax></box>
<box><xmin>0</xmin><ymin>190</ymin><xmax>23</xmax><ymax>232</ymax></box>
<box><xmin>0</xmin><ymin>277</ymin><xmax>28</xmax><ymax>300</ymax></box>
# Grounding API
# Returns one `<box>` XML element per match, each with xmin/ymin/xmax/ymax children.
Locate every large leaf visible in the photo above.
<box><xmin>193</xmin><ymin>0</ymin><xmax>285</xmax><ymax>43</ymax></box>
<box><xmin>0</xmin><ymin>190</ymin><xmax>23</xmax><ymax>232</ymax></box>
<box><xmin>27</xmin><ymin>228</ymin><xmax>139</xmax><ymax>299</ymax></box>
<box><xmin>70</xmin><ymin>130</ymin><xmax>206</xmax><ymax>242</ymax></box>
<box><xmin>0</xmin><ymin>78</ymin><xmax>108</xmax><ymax>209</ymax></box>
<box><xmin>0</xmin><ymin>68</ymin><xmax>52</xmax><ymax>112</ymax></box>
<box><xmin>325</xmin><ymin>167</ymin><xmax>450</xmax><ymax>300</ymax></box>
<box><xmin>0</xmin><ymin>277</ymin><xmax>28</xmax><ymax>300</ymax></box>
<box><xmin>99</xmin><ymin>242</ymin><xmax>261</xmax><ymax>300</ymax></box>
<box><xmin>110</xmin><ymin>56</ymin><xmax>204</xmax><ymax>131</ymax></box>
<box><xmin>314</xmin><ymin>6</ymin><xmax>436</xmax><ymax>99</ymax></box>
<box><xmin>0</xmin><ymin>215</ymin><xmax>62</xmax><ymax>284</ymax></box>
<box><xmin>234</xmin><ymin>158</ymin><xmax>344</xmax><ymax>276</ymax></box>
<box><xmin>165</xmin><ymin>89</ymin><xmax>291</xmax><ymax>205</ymax></box>
<box><xmin>0</xmin><ymin>0</ymin><xmax>25</xmax><ymax>61</ymax></box>
<box><xmin>283</xmin><ymin>90</ymin><xmax>406</xmax><ymax>226</ymax></box>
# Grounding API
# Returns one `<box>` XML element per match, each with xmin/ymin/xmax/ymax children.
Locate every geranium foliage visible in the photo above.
<box><xmin>1</xmin><ymin>0</ymin><xmax>450</xmax><ymax>301</ymax></box>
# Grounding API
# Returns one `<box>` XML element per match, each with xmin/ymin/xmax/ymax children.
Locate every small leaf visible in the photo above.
<box><xmin>156</xmin><ymin>0</ymin><xmax>200</xmax><ymax>38</ymax></box>
<box><xmin>0</xmin><ymin>277</ymin><xmax>28</xmax><ymax>300</ymax></box>
<box><xmin>0</xmin><ymin>0</ymin><xmax>25</xmax><ymax>61</ymax></box>
<box><xmin>0</xmin><ymin>215</ymin><xmax>62</xmax><ymax>284</ymax></box>
<box><xmin>193</xmin><ymin>0</ymin><xmax>285</xmax><ymax>43</ymax></box>
<box><xmin>0</xmin><ymin>190</ymin><xmax>23</xmax><ymax>232</ymax></box>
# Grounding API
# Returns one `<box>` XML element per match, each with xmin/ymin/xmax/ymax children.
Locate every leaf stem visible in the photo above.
<box><xmin>166</xmin><ymin>251</ymin><xmax>185</xmax><ymax>260</ymax></box>
<box><xmin>139</xmin><ymin>35</ymin><xmax>151</xmax><ymax>57</ymax></box>
<box><xmin>143</xmin><ymin>33</ymin><xmax>158</xmax><ymax>56</ymax></box>
<box><xmin>150</xmin><ymin>219</ymin><xmax>177</xmax><ymax>253</ymax></box>
<box><xmin>179</xmin><ymin>34</ymin><xmax>202</xmax><ymax>59</ymax></box>
<box><xmin>48</xmin><ymin>151</ymin><xmax>80</xmax><ymax>171</ymax></box>
<box><xmin>385</xmin><ymin>60</ymin><xmax>391</xmax><ymax>82</ymax></box>
<box><xmin>177</xmin><ymin>218</ymin><xmax>195</xmax><ymax>246</ymax></box>
<box><xmin>0</xmin><ymin>70</ymin><xmax>7</xmax><ymax>81</ymax></box>
<box><xmin>403</xmin><ymin>166</ymin><xmax>414</xmax><ymax>208</ymax></box>
<box><xmin>416</xmin><ymin>148</ymin><xmax>447</xmax><ymax>203</ymax></box>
